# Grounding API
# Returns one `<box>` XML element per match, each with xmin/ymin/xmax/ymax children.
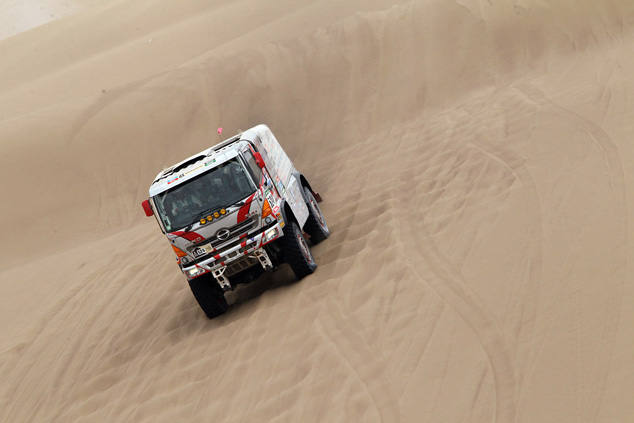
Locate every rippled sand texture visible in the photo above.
<box><xmin>1</xmin><ymin>0</ymin><xmax>634</xmax><ymax>422</ymax></box>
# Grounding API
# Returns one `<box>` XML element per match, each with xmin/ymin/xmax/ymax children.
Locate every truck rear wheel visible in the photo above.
<box><xmin>303</xmin><ymin>186</ymin><xmax>330</xmax><ymax>244</ymax></box>
<box><xmin>188</xmin><ymin>275</ymin><xmax>228</xmax><ymax>319</ymax></box>
<box><xmin>281</xmin><ymin>221</ymin><xmax>317</xmax><ymax>279</ymax></box>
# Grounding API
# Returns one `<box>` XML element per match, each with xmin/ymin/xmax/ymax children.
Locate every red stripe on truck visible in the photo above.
<box><xmin>171</xmin><ymin>231</ymin><xmax>204</xmax><ymax>243</ymax></box>
<box><xmin>237</xmin><ymin>192</ymin><xmax>256</xmax><ymax>223</ymax></box>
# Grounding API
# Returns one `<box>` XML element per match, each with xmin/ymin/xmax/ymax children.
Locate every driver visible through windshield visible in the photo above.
<box><xmin>154</xmin><ymin>158</ymin><xmax>256</xmax><ymax>232</ymax></box>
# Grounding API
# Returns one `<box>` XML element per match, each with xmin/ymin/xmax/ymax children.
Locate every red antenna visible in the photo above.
<box><xmin>217</xmin><ymin>127</ymin><xmax>223</xmax><ymax>142</ymax></box>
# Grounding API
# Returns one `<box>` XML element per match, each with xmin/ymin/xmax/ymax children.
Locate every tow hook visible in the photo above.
<box><xmin>212</xmin><ymin>267</ymin><xmax>232</xmax><ymax>291</ymax></box>
<box><xmin>253</xmin><ymin>249</ymin><xmax>273</xmax><ymax>270</ymax></box>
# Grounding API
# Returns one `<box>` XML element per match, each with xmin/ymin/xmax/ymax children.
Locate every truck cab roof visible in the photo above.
<box><xmin>149</xmin><ymin>134</ymin><xmax>250</xmax><ymax>197</ymax></box>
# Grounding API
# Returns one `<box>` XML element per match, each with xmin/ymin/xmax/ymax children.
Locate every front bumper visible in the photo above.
<box><xmin>181</xmin><ymin>222</ymin><xmax>283</xmax><ymax>285</ymax></box>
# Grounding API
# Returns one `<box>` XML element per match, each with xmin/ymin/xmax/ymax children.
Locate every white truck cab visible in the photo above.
<box><xmin>142</xmin><ymin>125</ymin><xmax>329</xmax><ymax>318</ymax></box>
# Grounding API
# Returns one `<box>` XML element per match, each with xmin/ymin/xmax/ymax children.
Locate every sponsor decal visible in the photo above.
<box><xmin>167</xmin><ymin>176</ymin><xmax>179</xmax><ymax>184</ymax></box>
<box><xmin>268</xmin><ymin>183</ymin><xmax>280</xmax><ymax>201</ymax></box>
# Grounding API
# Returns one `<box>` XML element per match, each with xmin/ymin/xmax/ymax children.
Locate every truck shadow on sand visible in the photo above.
<box><xmin>169</xmin><ymin>264</ymin><xmax>301</xmax><ymax>332</ymax></box>
<box><xmin>225</xmin><ymin>266</ymin><xmax>298</xmax><ymax>307</ymax></box>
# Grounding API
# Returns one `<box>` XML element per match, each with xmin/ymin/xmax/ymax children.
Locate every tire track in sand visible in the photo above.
<box><xmin>379</xmin><ymin>119</ymin><xmax>519</xmax><ymax>422</ymax></box>
<box><xmin>469</xmin><ymin>135</ymin><xmax>544</xmax><ymax>404</ymax></box>
<box><xmin>333</xmin><ymin>117</ymin><xmax>521</xmax><ymax>421</ymax></box>
<box><xmin>395</xmin><ymin>214</ymin><xmax>517</xmax><ymax>422</ymax></box>
<box><xmin>316</xmin><ymin>298</ymin><xmax>401</xmax><ymax>423</ymax></box>
<box><xmin>514</xmin><ymin>82</ymin><xmax>628</xmax><ymax>423</ymax></box>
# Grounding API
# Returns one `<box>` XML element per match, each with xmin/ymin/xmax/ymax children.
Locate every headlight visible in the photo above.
<box><xmin>262</xmin><ymin>227</ymin><xmax>279</xmax><ymax>244</ymax></box>
<box><xmin>186</xmin><ymin>267</ymin><xmax>207</xmax><ymax>278</ymax></box>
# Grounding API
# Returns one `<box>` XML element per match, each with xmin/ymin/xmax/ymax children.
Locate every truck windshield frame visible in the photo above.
<box><xmin>154</xmin><ymin>158</ymin><xmax>258</xmax><ymax>232</ymax></box>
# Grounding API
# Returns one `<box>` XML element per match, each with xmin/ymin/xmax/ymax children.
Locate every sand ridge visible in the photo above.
<box><xmin>1</xmin><ymin>0</ymin><xmax>634</xmax><ymax>422</ymax></box>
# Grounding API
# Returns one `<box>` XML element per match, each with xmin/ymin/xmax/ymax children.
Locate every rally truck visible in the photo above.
<box><xmin>141</xmin><ymin>124</ymin><xmax>329</xmax><ymax>318</ymax></box>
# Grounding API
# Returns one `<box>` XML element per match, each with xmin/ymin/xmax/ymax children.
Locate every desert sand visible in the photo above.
<box><xmin>1</xmin><ymin>0</ymin><xmax>634</xmax><ymax>421</ymax></box>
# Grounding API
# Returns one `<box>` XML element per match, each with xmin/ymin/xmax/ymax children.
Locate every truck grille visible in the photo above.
<box><xmin>188</xmin><ymin>216</ymin><xmax>259</xmax><ymax>262</ymax></box>
<box><xmin>209</xmin><ymin>216</ymin><xmax>258</xmax><ymax>248</ymax></box>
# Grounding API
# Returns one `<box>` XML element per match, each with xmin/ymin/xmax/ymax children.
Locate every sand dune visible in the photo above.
<box><xmin>1</xmin><ymin>0</ymin><xmax>634</xmax><ymax>421</ymax></box>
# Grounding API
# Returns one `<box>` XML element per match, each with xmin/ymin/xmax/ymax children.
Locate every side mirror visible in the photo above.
<box><xmin>254</xmin><ymin>152</ymin><xmax>265</xmax><ymax>169</ymax></box>
<box><xmin>142</xmin><ymin>199</ymin><xmax>154</xmax><ymax>217</ymax></box>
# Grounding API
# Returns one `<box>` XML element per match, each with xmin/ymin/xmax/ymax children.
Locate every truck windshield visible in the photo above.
<box><xmin>154</xmin><ymin>158</ymin><xmax>257</xmax><ymax>232</ymax></box>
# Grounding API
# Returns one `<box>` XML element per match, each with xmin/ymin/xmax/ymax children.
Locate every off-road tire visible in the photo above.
<box><xmin>302</xmin><ymin>186</ymin><xmax>330</xmax><ymax>244</ymax></box>
<box><xmin>281</xmin><ymin>221</ymin><xmax>317</xmax><ymax>279</ymax></box>
<box><xmin>188</xmin><ymin>275</ymin><xmax>228</xmax><ymax>319</ymax></box>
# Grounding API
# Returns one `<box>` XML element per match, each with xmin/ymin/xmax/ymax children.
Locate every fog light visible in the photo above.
<box><xmin>187</xmin><ymin>267</ymin><xmax>207</xmax><ymax>278</ymax></box>
<box><xmin>262</xmin><ymin>227</ymin><xmax>279</xmax><ymax>244</ymax></box>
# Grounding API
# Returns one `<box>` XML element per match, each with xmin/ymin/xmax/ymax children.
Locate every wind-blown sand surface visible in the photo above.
<box><xmin>1</xmin><ymin>0</ymin><xmax>634</xmax><ymax>421</ymax></box>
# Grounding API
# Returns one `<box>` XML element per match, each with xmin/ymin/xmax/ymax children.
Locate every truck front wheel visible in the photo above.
<box><xmin>281</xmin><ymin>221</ymin><xmax>317</xmax><ymax>279</ymax></box>
<box><xmin>188</xmin><ymin>275</ymin><xmax>228</xmax><ymax>319</ymax></box>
